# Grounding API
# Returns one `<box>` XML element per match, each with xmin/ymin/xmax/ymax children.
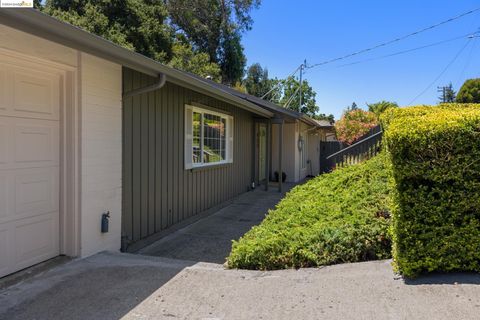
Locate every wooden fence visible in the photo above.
<box><xmin>324</xmin><ymin>125</ymin><xmax>383</xmax><ymax>171</ymax></box>
<box><xmin>319</xmin><ymin>141</ymin><xmax>346</xmax><ymax>173</ymax></box>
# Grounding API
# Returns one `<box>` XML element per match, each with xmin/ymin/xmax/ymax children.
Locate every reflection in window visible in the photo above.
<box><xmin>191</xmin><ymin>109</ymin><xmax>228</xmax><ymax>166</ymax></box>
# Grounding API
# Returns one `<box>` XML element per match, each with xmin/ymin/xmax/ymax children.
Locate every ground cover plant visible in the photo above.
<box><xmin>383</xmin><ymin>103</ymin><xmax>480</xmax><ymax>277</ymax></box>
<box><xmin>227</xmin><ymin>153</ymin><xmax>392</xmax><ymax>270</ymax></box>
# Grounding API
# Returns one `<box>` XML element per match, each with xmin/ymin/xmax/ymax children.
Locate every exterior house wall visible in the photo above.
<box><xmin>80</xmin><ymin>53</ymin><xmax>123</xmax><ymax>257</ymax></box>
<box><xmin>0</xmin><ymin>25</ymin><xmax>123</xmax><ymax>259</ymax></box>
<box><xmin>271</xmin><ymin>122</ymin><xmax>297</xmax><ymax>183</ymax></box>
<box><xmin>271</xmin><ymin>121</ymin><xmax>326</xmax><ymax>182</ymax></box>
<box><xmin>122</xmin><ymin>68</ymin><xmax>255</xmax><ymax>248</ymax></box>
<box><xmin>308</xmin><ymin>131</ymin><xmax>320</xmax><ymax>176</ymax></box>
<box><xmin>0</xmin><ymin>25</ymin><xmax>77</xmax><ymax>68</ymax></box>
<box><xmin>298</xmin><ymin>122</ymin><xmax>310</xmax><ymax>181</ymax></box>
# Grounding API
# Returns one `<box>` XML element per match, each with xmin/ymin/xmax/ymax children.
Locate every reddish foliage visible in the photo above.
<box><xmin>335</xmin><ymin>109</ymin><xmax>378</xmax><ymax>145</ymax></box>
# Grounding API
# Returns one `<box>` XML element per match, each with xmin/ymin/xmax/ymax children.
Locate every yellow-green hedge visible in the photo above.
<box><xmin>383</xmin><ymin>104</ymin><xmax>480</xmax><ymax>277</ymax></box>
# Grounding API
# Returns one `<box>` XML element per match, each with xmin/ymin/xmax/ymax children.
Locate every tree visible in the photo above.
<box><xmin>166</xmin><ymin>0</ymin><xmax>260</xmax><ymax>84</ymax></box>
<box><xmin>244</xmin><ymin>63</ymin><xmax>271</xmax><ymax>97</ymax></box>
<box><xmin>168</xmin><ymin>41</ymin><xmax>221</xmax><ymax>81</ymax></box>
<box><xmin>456</xmin><ymin>78</ymin><xmax>480</xmax><ymax>103</ymax></box>
<box><xmin>345</xmin><ymin>102</ymin><xmax>358</xmax><ymax>113</ymax></box>
<box><xmin>219</xmin><ymin>30</ymin><xmax>246</xmax><ymax>85</ymax></box>
<box><xmin>335</xmin><ymin>109</ymin><xmax>378</xmax><ymax>145</ymax></box>
<box><xmin>44</xmin><ymin>0</ymin><xmax>174</xmax><ymax>63</ymax></box>
<box><xmin>279</xmin><ymin>76</ymin><xmax>319</xmax><ymax>116</ymax></box>
<box><xmin>438</xmin><ymin>83</ymin><xmax>456</xmax><ymax>103</ymax></box>
<box><xmin>367</xmin><ymin>100</ymin><xmax>398</xmax><ymax>117</ymax></box>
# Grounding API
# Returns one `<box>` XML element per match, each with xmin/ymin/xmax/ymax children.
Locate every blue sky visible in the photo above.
<box><xmin>242</xmin><ymin>1</ymin><xmax>480</xmax><ymax>119</ymax></box>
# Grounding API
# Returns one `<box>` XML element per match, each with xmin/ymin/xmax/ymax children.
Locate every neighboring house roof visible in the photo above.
<box><xmin>312</xmin><ymin>119</ymin><xmax>335</xmax><ymax>128</ymax></box>
<box><xmin>0</xmin><ymin>9</ymin><xmax>273</xmax><ymax>118</ymax></box>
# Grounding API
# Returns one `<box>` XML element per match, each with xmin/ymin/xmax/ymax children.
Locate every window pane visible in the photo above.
<box><xmin>220</xmin><ymin>118</ymin><xmax>226</xmax><ymax>160</ymax></box>
<box><xmin>193</xmin><ymin>112</ymin><xmax>201</xmax><ymax>163</ymax></box>
<box><xmin>203</xmin><ymin>113</ymin><xmax>223</xmax><ymax>163</ymax></box>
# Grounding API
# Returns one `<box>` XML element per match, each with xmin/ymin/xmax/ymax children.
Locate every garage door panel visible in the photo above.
<box><xmin>0</xmin><ymin>172</ymin><xmax>10</xmax><ymax>220</ymax></box>
<box><xmin>0</xmin><ymin>69</ymin><xmax>7</xmax><ymax>111</ymax></box>
<box><xmin>13</xmin><ymin>71</ymin><xmax>58</xmax><ymax>118</ymax></box>
<box><xmin>14</xmin><ymin>213</ymin><xmax>59</xmax><ymax>270</ymax></box>
<box><xmin>0</xmin><ymin>227</ymin><xmax>11</xmax><ymax>276</ymax></box>
<box><xmin>0</xmin><ymin>122</ymin><xmax>8</xmax><ymax>164</ymax></box>
<box><xmin>0</xmin><ymin>117</ymin><xmax>59</xmax><ymax>170</ymax></box>
<box><xmin>15</xmin><ymin>124</ymin><xmax>57</xmax><ymax>163</ymax></box>
<box><xmin>15</xmin><ymin>168</ymin><xmax>58</xmax><ymax>217</ymax></box>
<box><xmin>0</xmin><ymin>64</ymin><xmax>60</xmax><ymax>121</ymax></box>
<box><xmin>0</xmin><ymin>58</ymin><xmax>61</xmax><ymax>278</ymax></box>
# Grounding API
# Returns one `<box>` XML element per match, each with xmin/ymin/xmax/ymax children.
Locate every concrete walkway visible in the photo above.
<box><xmin>138</xmin><ymin>185</ymin><xmax>293</xmax><ymax>263</ymax></box>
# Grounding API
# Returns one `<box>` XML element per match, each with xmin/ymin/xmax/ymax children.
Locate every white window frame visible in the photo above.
<box><xmin>185</xmin><ymin>104</ymin><xmax>234</xmax><ymax>169</ymax></box>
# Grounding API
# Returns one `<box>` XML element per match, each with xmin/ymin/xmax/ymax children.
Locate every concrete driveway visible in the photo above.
<box><xmin>1</xmin><ymin>252</ymin><xmax>480</xmax><ymax>320</ymax></box>
<box><xmin>1</xmin><ymin>186</ymin><xmax>480</xmax><ymax>320</ymax></box>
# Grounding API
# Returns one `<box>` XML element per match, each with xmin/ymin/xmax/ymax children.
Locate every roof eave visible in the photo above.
<box><xmin>0</xmin><ymin>9</ymin><xmax>273</xmax><ymax>118</ymax></box>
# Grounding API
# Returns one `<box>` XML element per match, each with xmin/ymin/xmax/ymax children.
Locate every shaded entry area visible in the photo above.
<box><xmin>139</xmin><ymin>186</ymin><xmax>293</xmax><ymax>263</ymax></box>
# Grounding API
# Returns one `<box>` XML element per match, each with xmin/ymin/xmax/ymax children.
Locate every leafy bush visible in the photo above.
<box><xmin>335</xmin><ymin>109</ymin><xmax>378</xmax><ymax>145</ymax></box>
<box><xmin>383</xmin><ymin>103</ymin><xmax>480</xmax><ymax>277</ymax></box>
<box><xmin>456</xmin><ymin>78</ymin><xmax>480</xmax><ymax>103</ymax></box>
<box><xmin>227</xmin><ymin>154</ymin><xmax>392</xmax><ymax>270</ymax></box>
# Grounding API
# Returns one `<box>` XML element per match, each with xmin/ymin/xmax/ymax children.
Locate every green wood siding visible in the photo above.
<box><xmin>122</xmin><ymin>68</ymin><xmax>255</xmax><ymax>248</ymax></box>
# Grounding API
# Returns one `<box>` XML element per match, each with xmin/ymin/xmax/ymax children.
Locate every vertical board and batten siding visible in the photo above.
<box><xmin>123</xmin><ymin>68</ymin><xmax>255</xmax><ymax>247</ymax></box>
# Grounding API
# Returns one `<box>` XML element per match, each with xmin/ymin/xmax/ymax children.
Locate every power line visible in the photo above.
<box><xmin>408</xmin><ymin>39</ymin><xmax>471</xmax><ymax>105</ymax></box>
<box><xmin>455</xmin><ymin>36</ymin><xmax>478</xmax><ymax>88</ymax></box>
<box><xmin>284</xmin><ymin>85</ymin><xmax>301</xmax><ymax>108</ymax></box>
<box><xmin>261</xmin><ymin>64</ymin><xmax>302</xmax><ymax>99</ymax></box>
<box><xmin>306</xmin><ymin>7</ymin><xmax>480</xmax><ymax>69</ymax></box>
<box><xmin>334</xmin><ymin>33</ymin><xmax>472</xmax><ymax>69</ymax></box>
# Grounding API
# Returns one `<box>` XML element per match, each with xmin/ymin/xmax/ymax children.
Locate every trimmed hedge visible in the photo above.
<box><xmin>226</xmin><ymin>154</ymin><xmax>392</xmax><ymax>270</ymax></box>
<box><xmin>383</xmin><ymin>103</ymin><xmax>480</xmax><ymax>277</ymax></box>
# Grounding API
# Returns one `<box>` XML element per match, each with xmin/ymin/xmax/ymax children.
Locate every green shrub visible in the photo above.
<box><xmin>383</xmin><ymin>103</ymin><xmax>480</xmax><ymax>277</ymax></box>
<box><xmin>456</xmin><ymin>78</ymin><xmax>480</xmax><ymax>103</ymax></box>
<box><xmin>227</xmin><ymin>154</ymin><xmax>392</xmax><ymax>270</ymax></box>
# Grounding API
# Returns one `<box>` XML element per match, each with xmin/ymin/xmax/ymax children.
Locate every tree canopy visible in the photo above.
<box><xmin>166</xmin><ymin>0</ymin><xmax>259</xmax><ymax>85</ymax></box>
<box><xmin>244</xmin><ymin>63</ymin><xmax>271</xmax><ymax>98</ymax></box>
<box><xmin>168</xmin><ymin>41</ymin><xmax>221</xmax><ymax>81</ymax></box>
<box><xmin>367</xmin><ymin>100</ymin><xmax>398</xmax><ymax>117</ymax></box>
<box><xmin>243</xmin><ymin>63</ymin><xmax>326</xmax><ymax>118</ymax></box>
<box><xmin>279</xmin><ymin>76</ymin><xmax>318</xmax><ymax>116</ymax></box>
<box><xmin>41</xmin><ymin>0</ymin><xmax>260</xmax><ymax>84</ymax></box>
<box><xmin>44</xmin><ymin>0</ymin><xmax>174</xmax><ymax>62</ymax></box>
<box><xmin>456</xmin><ymin>78</ymin><xmax>480</xmax><ymax>103</ymax></box>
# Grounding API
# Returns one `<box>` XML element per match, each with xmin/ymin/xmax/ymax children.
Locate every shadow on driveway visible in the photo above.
<box><xmin>404</xmin><ymin>272</ymin><xmax>480</xmax><ymax>285</ymax></box>
<box><xmin>0</xmin><ymin>186</ymin><xmax>290</xmax><ymax>320</ymax></box>
<box><xmin>0</xmin><ymin>253</ymin><xmax>196</xmax><ymax>320</ymax></box>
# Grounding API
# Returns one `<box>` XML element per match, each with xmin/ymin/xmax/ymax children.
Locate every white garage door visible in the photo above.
<box><xmin>0</xmin><ymin>57</ymin><xmax>61</xmax><ymax>278</ymax></box>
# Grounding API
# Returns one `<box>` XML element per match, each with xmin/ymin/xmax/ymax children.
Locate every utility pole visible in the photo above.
<box><xmin>437</xmin><ymin>83</ymin><xmax>456</xmax><ymax>103</ymax></box>
<box><xmin>437</xmin><ymin>86</ymin><xmax>446</xmax><ymax>103</ymax></box>
<box><xmin>299</xmin><ymin>59</ymin><xmax>306</xmax><ymax>111</ymax></box>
